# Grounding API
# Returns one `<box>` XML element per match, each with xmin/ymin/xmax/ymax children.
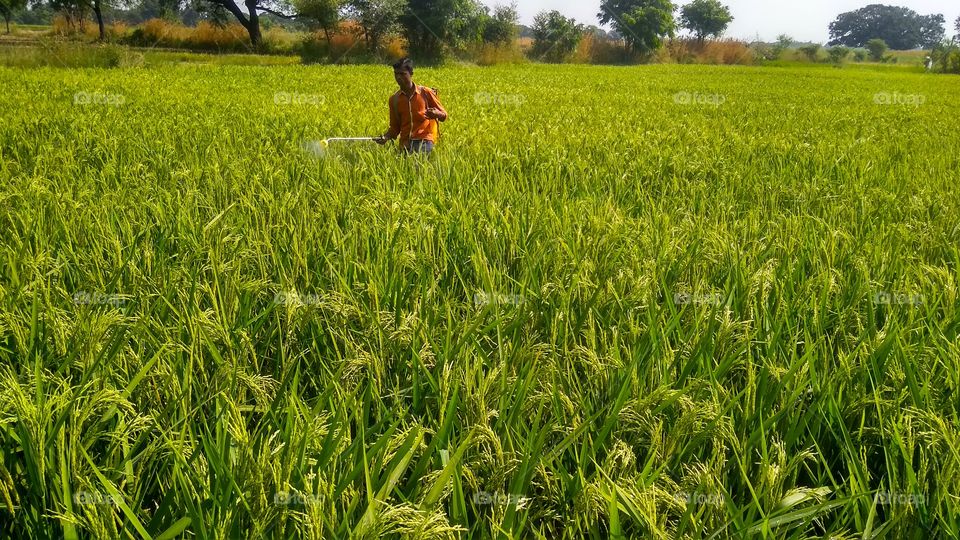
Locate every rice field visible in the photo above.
<box><xmin>0</xmin><ymin>62</ymin><xmax>959</xmax><ymax>539</ymax></box>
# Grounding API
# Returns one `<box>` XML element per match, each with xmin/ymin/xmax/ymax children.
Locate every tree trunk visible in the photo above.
<box><xmin>4</xmin><ymin>16</ymin><xmax>10</xmax><ymax>35</ymax></box>
<box><xmin>244</xmin><ymin>0</ymin><xmax>261</xmax><ymax>47</ymax></box>
<box><xmin>93</xmin><ymin>0</ymin><xmax>105</xmax><ymax>41</ymax></box>
<box><xmin>323</xmin><ymin>27</ymin><xmax>331</xmax><ymax>46</ymax></box>
<box><xmin>216</xmin><ymin>0</ymin><xmax>260</xmax><ymax>47</ymax></box>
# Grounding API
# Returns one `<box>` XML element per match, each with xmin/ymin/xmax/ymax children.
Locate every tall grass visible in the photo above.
<box><xmin>0</xmin><ymin>41</ymin><xmax>142</xmax><ymax>67</ymax></box>
<box><xmin>573</xmin><ymin>36</ymin><xmax>755</xmax><ymax>65</ymax></box>
<box><xmin>124</xmin><ymin>19</ymin><xmax>297</xmax><ymax>54</ymax></box>
<box><xmin>0</xmin><ymin>63</ymin><xmax>958</xmax><ymax>539</ymax></box>
<box><xmin>658</xmin><ymin>38</ymin><xmax>755</xmax><ymax>65</ymax></box>
<box><xmin>298</xmin><ymin>26</ymin><xmax>406</xmax><ymax>65</ymax></box>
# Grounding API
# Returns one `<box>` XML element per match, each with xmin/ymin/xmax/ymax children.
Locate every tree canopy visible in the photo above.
<box><xmin>679</xmin><ymin>0</ymin><xmax>732</xmax><ymax>42</ymax></box>
<box><xmin>597</xmin><ymin>0</ymin><xmax>675</xmax><ymax>53</ymax></box>
<box><xmin>530</xmin><ymin>9</ymin><xmax>583</xmax><ymax>63</ymax></box>
<box><xmin>828</xmin><ymin>4</ymin><xmax>945</xmax><ymax>49</ymax></box>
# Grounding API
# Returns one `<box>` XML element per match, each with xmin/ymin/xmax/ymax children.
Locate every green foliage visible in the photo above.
<box><xmin>133</xmin><ymin>0</ymin><xmax>184</xmax><ymax>22</ymax></box>
<box><xmin>598</xmin><ymin>0</ymin><xmax>675</xmax><ymax>53</ymax></box>
<box><xmin>771</xmin><ymin>33</ymin><xmax>792</xmax><ymax>58</ymax></box>
<box><xmin>930</xmin><ymin>39</ymin><xmax>960</xmax><ymax>74</ymax></box>
<box><xmin>748</xmin><ymin>41</ymin><xmax>775</xmax><ymax>61</ymax></box>
<box><xmin>798</xmin><ymin>43</ymin><xmax>821</xmax><ymax>61</ymax></box>
<box><xmin>400</xmin><ymin>0</ymin><xmax>484</xmax><ymax>60</ymax></box>
<box><xmin>530</xmin><ymin>9</ymin><xmax>583</xmax><ymax>63</ymax></box>
<box><xmin>189</xmin><ymin>0</ymin><xmax>231</xmax><ymax>27</ymax></box>
<box><xmin>481</xmin><ymin>2</ymin><xmax>517</xmax><ymax>45</ymax></box>
<box><xmin>293</xmin><ymin>0</ymin><xmax>344</xmax><ymax>41</ymax></box>
<box><xmin>866</xmin><ymin>38</ymin><xmax>887</xmax><ymax>61</ymax></box>
<box><xmin>827</xmin><ymin>45</ymin><xmax>850</xmax><ymax>64</ymax></box>
<box><xmin>1</xmin><ymin>62</ymin><xmax>960</xmax><ymax>539</ymax></box>
<box><xmin>346</xmin><ymin>0</ymin><xmax>404</xmax><ymax>52</ymax></box>
<box><xmin>679</xmin><ymin>0</ymin><xmax>732</xmax><ymax>42</ymax></box>
<box><xmin>445</xmin><ymin>0</ymin><xmax>486</xmax><ymax>49</ymax></box>
<box><xmin>828</xmin><ymin>4</ymin><xmax>945</xmax><ymax>49</ymax></box>
<box><xmin>0</xmin><ymin>0</ymin><xmax>28</xmax><ymax>31</ymax></box>
<box><xmin>47</xmin><ymin>0</ymin><xmax>89</xmax><ymax>29</ymax></box>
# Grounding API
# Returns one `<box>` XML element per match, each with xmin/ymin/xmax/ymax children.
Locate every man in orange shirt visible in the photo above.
<box><xmin>376</xmin><ymin>58</ymin><xmax>448</xmax><ymax>155</ymax></box>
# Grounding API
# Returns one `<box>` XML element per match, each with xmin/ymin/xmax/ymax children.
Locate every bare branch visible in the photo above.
<box><xmin>254</xmin><ymin>5</ymin><xmax>297</xmax><ymax>19</ymax></box>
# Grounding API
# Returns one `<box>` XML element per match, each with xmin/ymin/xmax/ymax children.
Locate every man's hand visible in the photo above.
<box><xmin>425</xmin><ymin>108</ymin><xmax>444</xmax><ymax>120</ymax></box>
<box><xmin>375</xmin><ymin>135</ymin><xmax>390</xmax><ymax>145</ymax></box>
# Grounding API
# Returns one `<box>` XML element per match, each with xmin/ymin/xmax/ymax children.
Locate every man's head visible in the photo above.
<box><xmin>392</xmin><ymin>57</ymin><xmax>414</xmax><ymax>90</ymax></box>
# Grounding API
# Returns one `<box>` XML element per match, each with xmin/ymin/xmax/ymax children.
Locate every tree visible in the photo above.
<box><xmin>954</xmin><ymin>15</ymin><xmax>959</xmax><ymax>40</ymax></box>
<box><xmin>930</xmin><ymin>39</ymin><xmax>960</xmax><ymax>74</ymax></box>
<box><xmin>0</xmin><ymin>0</ymin><xmax>27</xmax><ymax>33</ymax></box>
<box><xmin>195</xmin><ymin>0</ymin><xmax>296</xmax><ymax>46</ymax></box>
<box><xmin>798</xmin><ymin>43</ymin><xmax>820</xmax><ymax>61</ymax></box>
<box><xmin>294</xmin><ymin>0</ymin><xmax>344</xmax><ymax>44</ymax></box>
<box><xmin>918</xmin><ymin>13</ymin><xmax>946</xmax><ymax>47</ymax></box>
<box><xmin>47</xmin><ymin>0</ymin><xmax>135</xmax><ymax>40</ymax></box>
<box><xmin>679</xmin><ymin>0</ymin><xmax>732</xmax><ymax>43</ymax></box>
<box><xmin>448</xmin><ymin>0</ymin><xmax>486</xmax><ymax>47</ymax></box>
<box><xmin>134</xmin><ymin>0</ymin><xmax>185</xmax><ymax>21</ymax></box>
<box><xmin>92</xmin><ymin>0</ymin><xmax>104</xmax><ymax>38</ymax></box>
<box><xmin>865</xmin><ymin>38</ymin><xmax>887</xmax><ymax>61</ymax></box>
<box><xmin>827</xmin><ymin>45</ymin><xmax>850</xmax><ymax>64</ymax></box>
<box><xmin>772</xmin><ymin>33</ymin><xmax>792</xmax><ymax>57</ymax></box>
<box><xmin>530</xmin><ymin>9</ymin><xmax>583</xmax><ymax>63</ymax></box>
<box><xmin>828</xmin><ymin>4</ymin><xmax>946</xmax><ymax>50</ymax></box>
<box><xmin>401</xmin><ymin>0</ymin><xmax>485</xmax><ymax>60</ymax></box>
<box><xmin>346</xmin><ymin>0</ymin><xmax>403</xmax><ymax>52</ymax></box>
<box><xmin>189</xmin><ymin>0</ymin><xmax>231</xmax><ymax>26</ymax></box>
<box><xmin>598</xmin><ymin>0</ymin><xmax>675</xmax><ymax>53</ymax></box>
<box><xmin>48</xmin><ymin>0</ymin><xmax>89</xmax><ymax>31</ymax></box>
<box><xmin>481</xmin><ymin>2</ymin><xmax>517</xmax><ymax>44</ymax></box>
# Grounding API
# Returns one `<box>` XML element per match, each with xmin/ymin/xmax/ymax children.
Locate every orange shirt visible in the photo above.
<box><xmin>386</xmin><ymin>85</ymin><xmax>448</xmax><ymax>147</ymax></box>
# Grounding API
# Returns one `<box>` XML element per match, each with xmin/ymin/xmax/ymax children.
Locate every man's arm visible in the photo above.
<box><xmin>424</xmin><ymin>90</ymin><xmax>448</xmax><ymax>122</ymax></box>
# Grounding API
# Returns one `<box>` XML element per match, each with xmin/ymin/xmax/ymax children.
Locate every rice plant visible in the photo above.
<box><xmin>0</xmin><ymin>63</ymin><xmax>958</xmax><ymax>539</ymax></box>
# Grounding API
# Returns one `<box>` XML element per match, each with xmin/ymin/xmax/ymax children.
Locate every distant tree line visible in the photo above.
<box><xmin>530</xmin><ymin>0</ymin><xmax>734</xmax><ymax>62</ymax></box>
<box><xmin>7</xmin><ymin>0</ymin><xmax>736</xmax><ymax>59</ymax></box>
<box><xmin>4</xmin><ymin>0</ymin><xmax>958</xmax><ymax>70</ymax></box>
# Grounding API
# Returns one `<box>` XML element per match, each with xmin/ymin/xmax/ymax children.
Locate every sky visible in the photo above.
<box><xmin>479</xmin><ymin>0</ymin><xmax>960</xmax><ymax>43</ymax></box>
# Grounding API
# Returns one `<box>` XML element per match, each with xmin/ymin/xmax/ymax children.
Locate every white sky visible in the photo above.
<box><xmin>481</xmin><ymin>0</ymin><xmax>959</xmax><ymax>43</ymax></box>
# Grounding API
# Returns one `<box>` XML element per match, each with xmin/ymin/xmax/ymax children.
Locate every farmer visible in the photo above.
<box><xmin>376</xmin><ymin>58</ymin><xmax>448</xmax><ymax>155</ymax></box>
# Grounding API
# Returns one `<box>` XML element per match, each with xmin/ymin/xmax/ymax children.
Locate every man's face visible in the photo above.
<box><xmin>394</xmin><ymin>68</ymin><xmax>413</xmax><ymax>90</ymax></box>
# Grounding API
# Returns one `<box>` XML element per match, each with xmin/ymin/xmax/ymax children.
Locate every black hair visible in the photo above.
<box><xmin>392</xmin><ymin>57</ymin><xmax>414</xmax><ymax>74</ymax></box>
